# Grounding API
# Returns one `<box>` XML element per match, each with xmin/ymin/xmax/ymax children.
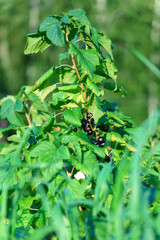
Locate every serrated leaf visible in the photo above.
<box><xmin>87</xmin><ymin>77</ymin><xmax>101</xmax><ymax>96</ymax></box>
<box><xmin>30</xmin><ymin>141</ymin><xmax>56</xmax><ymax>162</ymax></box>
<box><xmin>90</xmin><ymin>145</ymin><xmax>106</xmax><ymax>158</ymax></box>
<box><xmin>105</xmin><ymin>58</ymin><xmax>118</xmax><ymax>81</ymax></box>
<box><xmin>0</xmin><ymin>161</ymin><xmax>17</xmax><ymax>186</ymax></box>
<box><xmin>53</xmin><ymin>145</ymin><xmax>70</xmax><ymax>162</ymax></box>
<box><xmin>24</xmin><ymin>33</ymin><xmax>50</xmax><ymax>55</ymax></box>
<box><xmin>56</xmin><ymin>67</ymin><xmax>78</xmax><ymax>84</ymax></box>
<box><xmin>46</xmin><ymin>24</ymin><xmax>65</xmax><ymax>47</ymax></box>
<box><xmin>7</xmin><ymin>134</ymin><xmax>21</xmax><ymax>142</ymax></box>
<box><xmin>97</xmin><ymin>33</ymin><xmax>113</xmax><ymax>60</ymax></box>
<box><xmin>61</xmin><ymin>134</ymin><xmax>73</xmax><ymax>144</ymax></box>
<box><xmin>63</xmin><ymin>107</ymin><xmax>82</xmax><ymax>127</ymax></box>
<box><xmin>39</xmin><ymin>16</ymin><xmax>59</xmax><ymax>32</ymax></box>
<box><xmin>64</xmin><ymin>135</ymin><xmax>82</xmax><ymax>161</ymax></box>
<box><xmin>69</xmin><ymin>43</ymin><xmax>99</xmax><ymax>77</ymax></box>
<box><xmin>32</xmin><ymin>67</ymin><xmax>55</xmax><ymax>91</ymax></box>
<box><xmin>57</xmin><ymin>84</ymin><xmax>80</xmax><ymax>92</ymax></box>
<box><xmin>1</xmin><ymin>99</ymin><xmax>24</xmax><ymax>126</ymax></box>
<box><xmin>0</xmin><ymin>143</ymin><xmax>17</xmax><ymax>155</ymax></box>
<box><xmin>61</xmin><ymin>102</ymin><xmax>79</xmax><ymax>108</ymax></box>
<box><xmin>15</xmin><ymin>99</ymin><xmax>23</xmax><ymax>111</ymax></box>
<box><xmin>34</xmin><ymin>83</ymin><xmax>57</xmax><ymax>103</ymax></box>
<box><xmin>73</xmin><ymin>150</ymin><xmax>97</xmax><ymax>175</ymax></box>
<box><xmin>39</xmin><ymin>16</ymin><xmax>65</xmax><ymax>47</ymax></box>
<box><xmin>86</xmin><ymin>95</ymin><xmax>105</xmax><ymax>124</ymax></box>
<box><xmin>106</xmin><ymin>132</ymin><xmax>125</xmax><ymax>144</ymax></box>
<box><xmin>107</xmin><ymin>111</ymin><xmax>124</xmax><ymax>125</ymax></box>
<box><xmin>67</xmin><ymin>9</ymin><xmax>91</xmax><ymax>26</ymax></box>
<box><xmin>18</xmin><ymin>196</ymin><xmax>34</xmax><ymax>210</ymax></box>
<box><xmin>72</xmin><ymin>132</ymin><xmax>90</xmax><ymax>144</ymax></box>
<box><xmin>72</xmin><ymin>141</ymin><xmax>82</xmax><ymax>161</ymax></box>
<box><xmin>61</xmin><ymin>15</ymin><xmax>71</xmax><ymax>24</ymax></box>
<box><xmin>68</xmin><ymin>179</ymin><xmax>86</xmax><ymax>199</ymax></box>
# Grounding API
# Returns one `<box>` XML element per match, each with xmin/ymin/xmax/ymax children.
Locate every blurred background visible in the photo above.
<box><xmin>0</xmin><ymin>0</ymin><xmax>160</xmax><ymax>125</ymax></box>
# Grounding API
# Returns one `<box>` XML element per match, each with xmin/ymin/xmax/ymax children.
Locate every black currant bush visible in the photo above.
<box><xmin>0</xmin><ymin>9</ymin><xmax>160</xmax><ymax>240</ymax></box>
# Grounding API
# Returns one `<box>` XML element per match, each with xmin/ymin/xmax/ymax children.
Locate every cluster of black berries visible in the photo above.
<box><xmin>81</xmin><ymin>112</ymin><xmax>106</xmax><ymax>148</ymax></box>
<box><xmin>93</xmin><ymin>137</ymin><xmax>105</xmax><ymax>147</ymax></box>
<box><xmin>81</xmin><ymin>112</ymin><xmax>94</xmax><ymax>136</ymax></box>
<box><xmin>73</xmin><ymin>112</ymin><xmax>111</xmax><ymax>162</ymax></box>
<box><xmin>81</xmin><ymin>114</ymin><xmax>93</xmax><ymax>134</ymax></box>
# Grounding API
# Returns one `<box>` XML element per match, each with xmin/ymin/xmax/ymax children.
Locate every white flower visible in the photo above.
<box><xmin>74</xmin><ymin>171</ymin><xmax>87</xmax><ymax>180</ymax></box>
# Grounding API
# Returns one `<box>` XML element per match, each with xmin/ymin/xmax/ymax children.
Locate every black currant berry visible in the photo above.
<box><xmin>98</xmin><ymin>137</ymin><xmax>105</xmax><ymax>143</ymax></box>
<box><xmin>28</xmin><ymin>136</ymin><xmax>37</xmax><ymax>144</ymax></box>
<box><xmin>93</xmin><ymin>140</ymin><xmax>97</xmax><ymax>145</ymax></box>
<box><xmin>99</xmin><ymin>142</ymin><xmax>105</xmax><ymax>147</ymax></box>
<box><xmin>104</xmin><ymin>155</ymin><xmax>110</xmax><ymax>162</ymax></box>
<box><xmin>86</xmin><ymin>130</ymin><xmax>93</xmax><ymax>135</ymax></box>
<box><xmin>93</xmin><ymin>140</ymin><xmax>100</xmax><ymax>147</ymax></box>
<box><xmin>73</xmin><ymin>128</ymin><xmax>77</xmax><ymax>132</ymax></box>
<box><xmin>81</xmin><ymin>119</ymin><xmax>86</xmax><ymax>127</ymax></box>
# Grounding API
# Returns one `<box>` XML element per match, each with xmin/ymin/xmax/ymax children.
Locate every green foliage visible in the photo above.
<box><xmin>0</xmin><ymin>9</ymin><xmax>159</xmax><ymax>240</ymax></box>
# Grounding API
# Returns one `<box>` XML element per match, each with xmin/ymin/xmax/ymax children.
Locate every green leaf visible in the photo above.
<box><xmin>24</xmin><ymin>33</ymin><xmax>51</xmax><ymax>55</ymax></box>
<box><xmin>1</xmin><ymin>99</ymin><xmax>24</xmax><ymax>126</ymax></box>
<box><xmin>46</xmin><ymin>24</ymin><xmax>65</xmax><ymax>47</ymax></box>
<box><xmin>32</xmin><ymin>67</ymin><xmax>55</xmax><ymax>91</ymax></box>
<box><xmin>57</xmin><ymin>84</ymin><xmax>81</xmax><ymax>92</ymax></box>
<box><xmin>73</xmin><ymin>150</ymin><xmax>97</xmax><ymax>175</ymax></box>
<box><xmin>53</xmin><ymin>145</ymin><xmax>70</xmax><ymax>162</ymax></box>
<box><xmin>34</xmin><ymin>83</ymin><xmax>57</xmax><ymax>103</ymax></box>
<box><xmin>7</xmin><ymin>133</ymin><xmax>21</xmax><ymax>142</ymax></box>
<box><xmin>87</xmin><ymin>77</ymin><xmax>101</xmax><ymax>96</ymax></box>
<box><xmin>0</xmin><ymin>143</ymin><xmax>17</xmax><ymax>155</ymax></box>
<box><xmin>15</xmin><ymin>99</ymin><xmax>23</xmax><ymax>111</ymax></box>
<box><xmin>97</xmin><ymin>33</ymin><xmax>113</xmax><ymax>60</ymax></box>
<box><xmin>63</xmin><ymin>107</ymin><xmax>82</xmax><ymax>127</ymax></box>
<box><xmin>68</xmin><ymin>179</ymin><xmax>86</xmax><ymax>199</ymax></box>
<box><xmin>58</xmin><ymin>51</ymin><xmax>69</xmax><ymax>64</ymax></box>
<box><xmin>62</xmin><ymin>135</ymin><xmax>82</xmax><ymax>161</ymax></box>
<box><xmin>0</xmin><ymin>161</ymin><xmax>17</xmax><ymax>186</ymax></box>
<box><xmin>61</xmin><ymin>15</ymin><xmax>71</xmax><ymax>24</ymax></box>
<box><xmin>39</xmin><ymin>16</ymin><xmax>65</xmax><ymax>47</ymax></box>
<box><xmin>103</xmin><ymin>82</ymin><xmax>127</xmax><ymax>96</ymax></box>
<box><xmin>67</xmin><ymin>9</ymin><xmax>91</xmax><ymax>26</ymax></box>
<box><xmin>107</xmin><ymin>111</ymin><xmax>124</xmax><ymax>125</ymax></box>
<box><xmin>18</xmin><ymin>196</ymin><xmax>34</xmax><ymax>210</ymax></box>
<box><xmin>106</xmin><ymin>132</ymin><xmax>126</xmax><ymax>144</ymax></box>
<box><xmin>30</xmin><ymin>141</ymin><xmax>56</xmax><ymax>162</ymax></box>
<box><xmin>105</xmin><ymin>58</ymin><xmax>118</xmax><ymax>81</ymax></box>
<box><xmin>90</xmin><ymin>145</ymin><xmax>106</xmax><ymax>158</ymax></box>
<box><xmin>60</xmin><ymin>68</ymin><xmax>78</xmax><ymax>84</ymax></box>
<box><xmin>39</xmin><ymin>16</ymin><xmax>59</xmax><ymax>32</ymax></box>
<box><xmin>69</xmin><ymin>43</ymin><xmax>99</xmax><ymax>77</ymax></box>
<box><xmin>72</xmin><ymin>132</ymin><xmax>91</xmax><ymax>144</ymax></box>
<box><xmin>86</xmin><ymin>95</ymin><xmax>105</xmax><ymax>124</ymax></box>
<box><xmin>72</xmin><ymin>141</ymin><xmax>82</xmax><ymax>161</ymax></box>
